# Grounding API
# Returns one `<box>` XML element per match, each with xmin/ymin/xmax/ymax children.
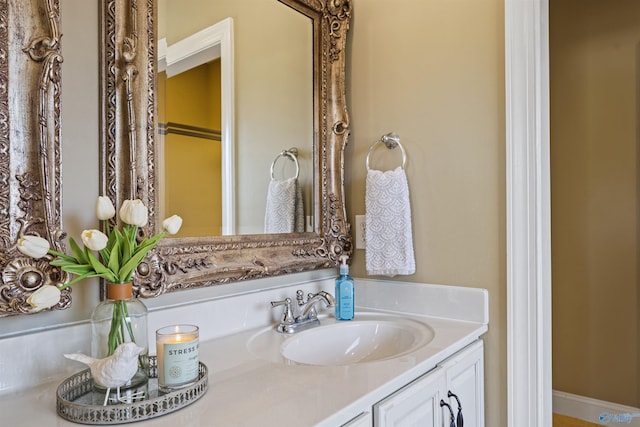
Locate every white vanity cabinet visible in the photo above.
<box><xmin>372</xmin><ymin>340</ymin><xmax>484</xmax><ymax>427</ymax></box>
<box><xmin>441</xmin><ymin>340</ymin><xmax>485</xmax><ymax>426</ymax></box>
<box><xmin>343</xmin><ymin>412</ymin><xmax>374</xmax><ymax>426</ymax></box>
<box><xmin>373</xmin><ymin>366</ymin><xmax>447</xmax><ymax>426</ymax></box>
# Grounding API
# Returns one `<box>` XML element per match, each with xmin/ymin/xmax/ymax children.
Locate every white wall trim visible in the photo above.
<box><xmin>553</xmin><ymin>391</ymin><xmax>640</xmax><ymax>425</ymax></box>
<box><xmin>505</xmin><ymin>0</ymin><xmax>552</xmax><ymax>426</ymax></box>
<box><xmin>157</xmin><ymin>18</ymin><xmax>236</xmax><ymax>235</ymax></box>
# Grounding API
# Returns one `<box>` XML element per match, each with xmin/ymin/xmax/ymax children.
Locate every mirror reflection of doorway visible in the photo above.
<box><xmin>158</xmin><ymin>60</ymin><xmax>223</xmax><ymax>237</ymax></box>
<box><xmin>156</xmin><ymin>16</ymin><xmax>235</xmax><ymax>238</ymax></box>
<box><xmin>550</xmin><ymin>0</ymin><xmax>640</xmax><ymax>424</ymax></box>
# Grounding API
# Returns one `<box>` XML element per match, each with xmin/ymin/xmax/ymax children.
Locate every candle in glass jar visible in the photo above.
<box><xmin>156</xmin><ymin>324</ymin><xmax>199</xmax><ymax>392</ymax></box>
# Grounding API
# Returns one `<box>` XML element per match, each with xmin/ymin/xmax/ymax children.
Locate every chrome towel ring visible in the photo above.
<box><xmin>365</xmin><ymin>131</ymin><xmax>407</xmax><ymax>171</ymax></box>
<box><xmin>270</xmin><ymin>148</ymin><xmax>300</xmax><ymax>180</ymax></box>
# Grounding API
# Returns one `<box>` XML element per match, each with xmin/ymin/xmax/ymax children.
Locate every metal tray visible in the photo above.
<box><xmin>56</xmin><ymin>356</ymin><xmax>208</xmax><ymax>424</ymax></box>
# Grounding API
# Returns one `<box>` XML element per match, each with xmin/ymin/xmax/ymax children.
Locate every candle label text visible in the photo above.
<box><xmin>162</xmin><ymin>339</ymin><xmax>199</xmax><ymax>386</ymax></box>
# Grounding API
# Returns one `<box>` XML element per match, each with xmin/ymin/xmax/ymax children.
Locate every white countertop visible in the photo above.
<box><xmin>0</xmin><ymin>278</ymin><xmax>488</xmax><ymax>426</ymax></box>
<box><xmin>1</xmin><ymin>312</ymin><xmax>485</xmax><ymax>427</ymax></box>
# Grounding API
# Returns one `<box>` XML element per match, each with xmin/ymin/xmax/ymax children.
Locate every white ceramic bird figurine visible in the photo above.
<box><xmin>64</xmin><ymin>342</ymin><xmax>145</xmax><ymax>405</ymax></box>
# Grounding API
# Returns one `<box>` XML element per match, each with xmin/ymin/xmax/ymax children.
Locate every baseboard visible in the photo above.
<box><xmin>553</xmin><ymin>390</ymin><xmax>640</xmax><ymax>425</ymax></box>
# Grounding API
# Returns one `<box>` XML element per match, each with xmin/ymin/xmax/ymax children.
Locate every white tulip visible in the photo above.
<box><xmin>162</xmin><ymin>215</ymin><xmax>183</xmax><ymax>235</ymax></box>
<box><xmin>95</xmin><ymin>196</ymin><xmax>116</xmax><ymax>221</ymax></box>
<box><xmin>17</xmin><ymin>235</ymin><xmax>50</xmax><ymax>259</ymax></box>
<box><xmin>81</xmin><ymin>229</ymin><xmax>109</xmax><ymax>251</ymax></box>
<box><xmin>27</xmin><ymin>285</ymin><xmax>61</xmax><ymax>311</ymax></box>
<box><xmin>119</xmin><ymin>199</ymin><xmax>148</xmax><ymax>227</ymax></box>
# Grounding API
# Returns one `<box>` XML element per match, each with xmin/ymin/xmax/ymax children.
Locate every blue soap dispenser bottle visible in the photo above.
<box><xmin>335</xmin><ymin>255</ymin><xmax>354</xmax><ymax>320</ymax></box>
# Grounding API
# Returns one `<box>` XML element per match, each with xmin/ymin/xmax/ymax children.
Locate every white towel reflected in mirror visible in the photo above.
<box><xmin>264</xmin><ymin>177</ymin><xmax>305</xmax><ymax>233</ymax></box>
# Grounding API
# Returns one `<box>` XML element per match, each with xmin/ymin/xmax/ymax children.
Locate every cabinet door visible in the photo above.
<box><xmin>374</xmin><ymin>367</ymin><xmax>446</xmax><ymax>427</ymax></box>
<box><xmin>441</xmin><ymin>340</ymin><xmax>485</xmax><ymax>427</ymax></box>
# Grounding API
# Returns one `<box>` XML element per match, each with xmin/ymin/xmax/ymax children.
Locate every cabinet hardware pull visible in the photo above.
<box><xmin>439</xmin><ymin>400</ymin><xmax>456</xmax><ymax>427</ymax></box>
<box><xmin>447</xmin><ymin>391</ymin><xmax>463</xmax><ymax>427</ymax></box>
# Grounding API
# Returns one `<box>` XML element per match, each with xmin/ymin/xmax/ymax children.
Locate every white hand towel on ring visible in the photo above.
<box><xmin>365</xmin><ymin>166</ymin><xmax>415</xmax><ymax>276</ymax></box>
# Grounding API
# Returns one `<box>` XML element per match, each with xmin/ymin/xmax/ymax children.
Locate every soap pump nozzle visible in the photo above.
<box><xmin>339</xmin><ymin>255</ymin><xmax>349</xmax><ymax>275</ymax></box>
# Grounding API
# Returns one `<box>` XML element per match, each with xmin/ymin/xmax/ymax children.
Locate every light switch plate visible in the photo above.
<box><xmin>355</xmin><ymin>215</ymin><xmax>366</xmax><ymax>249</ymax></box>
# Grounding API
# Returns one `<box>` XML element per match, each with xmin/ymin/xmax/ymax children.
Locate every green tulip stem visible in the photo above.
<box><xmin>104</xmin><ymin>220</ymin><xmax>111</xmax><ymax>238</ymax></box>
<box><xmin>106</xmin><ymin>299</ymin><xmax>137</xmax><ymax>356</ymax></box>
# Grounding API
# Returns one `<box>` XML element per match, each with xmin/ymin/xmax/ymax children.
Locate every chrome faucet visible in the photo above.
<box><xmin>271</xmin><ymin>290</ymin><xmax>335</xmax><ymax>334</ymax></box>
<box><xmin>297</xmin><ymin>290</ymin><xmax>336</xmax><ymax>321</ymax></box>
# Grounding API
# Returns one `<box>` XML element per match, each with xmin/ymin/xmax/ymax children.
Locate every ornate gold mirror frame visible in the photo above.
<box><xmin>0</xmin><ymin>0</ymin><xmax>68</xmax><ymax>316</ymax></box>
<box><xmin>100</xmin><ymin>0</ymin><xmax>352</xmax><ymax>296</ymax></box>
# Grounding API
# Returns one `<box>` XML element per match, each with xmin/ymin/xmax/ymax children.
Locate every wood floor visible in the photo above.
<box><xmin>553</xmin><ymin>413</ymin><xmax>603</xmax><ymax>427</ymax></box>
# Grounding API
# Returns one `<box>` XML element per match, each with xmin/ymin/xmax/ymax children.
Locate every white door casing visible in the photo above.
<box><xmin>505</xmin><ymin>0</ymin><xmax>552</xmax><ymax>426</ymax></box>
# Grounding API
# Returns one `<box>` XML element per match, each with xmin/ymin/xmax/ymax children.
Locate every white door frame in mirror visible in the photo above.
<box><xmin>157</xmin><ymin>18</ymin><xmax>236</xmax><ymax>235</ymax></box>
<box><xmin>505</xmin><ymin>0</ymin><xmax>552</xmax><ymax>426</ymax></box>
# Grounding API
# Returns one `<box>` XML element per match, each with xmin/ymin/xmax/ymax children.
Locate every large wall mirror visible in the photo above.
<box><xmin>100</xmin><ymin>0</ymin><xmax>352</xmax><ymax>296</ymax></box>
<box><xmin>0</xmin><ymin>0</ymin><xmax>69</xmax><ymax>316</ymax></box>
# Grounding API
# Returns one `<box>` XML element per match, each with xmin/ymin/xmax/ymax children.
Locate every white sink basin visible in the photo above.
<box><xmin>247</xmin><ymin>313</ymin><xmax>435</xmax><ymax>366</ymax></box>
<box><xmin>281</xmin><ymin>319</ymin><xmax>434</xmax><ymax>365</ymax></box>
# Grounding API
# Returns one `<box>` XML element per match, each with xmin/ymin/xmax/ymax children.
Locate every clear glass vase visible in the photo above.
<box><xmin>90</xmin><ymin>282</ymin><xmax>149</xmax><ymax>390</ymax></box>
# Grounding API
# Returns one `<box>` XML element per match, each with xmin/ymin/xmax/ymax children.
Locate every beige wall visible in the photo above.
<box><xmin>346</xmin><ymin>1</ymin><xmax>506</xmax><ymax>425</ymax></box>
<box><xmin>3</xmin><ymin>1</ymin><xmax>507</xmax><ymax>426</ymax></box>
<box><xmin>550</xmin><ymin>0</ymin><xmax>640</xmax><ymax>407</ymax></box>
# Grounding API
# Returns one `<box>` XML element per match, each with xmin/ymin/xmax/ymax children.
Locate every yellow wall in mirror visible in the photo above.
<box><xmin>159</xmin><ymin>60</ymin><xmax>223</xmax><ymax>237</ymax></box>
<box><xmin>550</xmin><ymin>0</ymin><xmax>640</xmax><ymax>408</ymax></box>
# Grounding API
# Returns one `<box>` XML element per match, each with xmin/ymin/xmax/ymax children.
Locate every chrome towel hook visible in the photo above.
<box><xmin>381</xmin><ymin>131</ymin><xmax>401</xmax><ymax>149</ymax></box>
<box><xmin>366</xmin><ymin>131</ymin><xmax>407</xmax><ymax>171</ymax></box>
<box><xmin>270</xmin><ymin>147</ymin><xmax>300</xmax><ymax>180</ymax></box>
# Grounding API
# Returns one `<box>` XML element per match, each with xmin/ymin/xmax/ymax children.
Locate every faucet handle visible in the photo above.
<box><xmin>271</xmin><ymin>298</ymin><xmax>294</xmax><ymax>324</ymax></box>
<box><xmin>296</xmin><ymin>290</ymin><xmax>305</xmax><ymax>306</ymax></box>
